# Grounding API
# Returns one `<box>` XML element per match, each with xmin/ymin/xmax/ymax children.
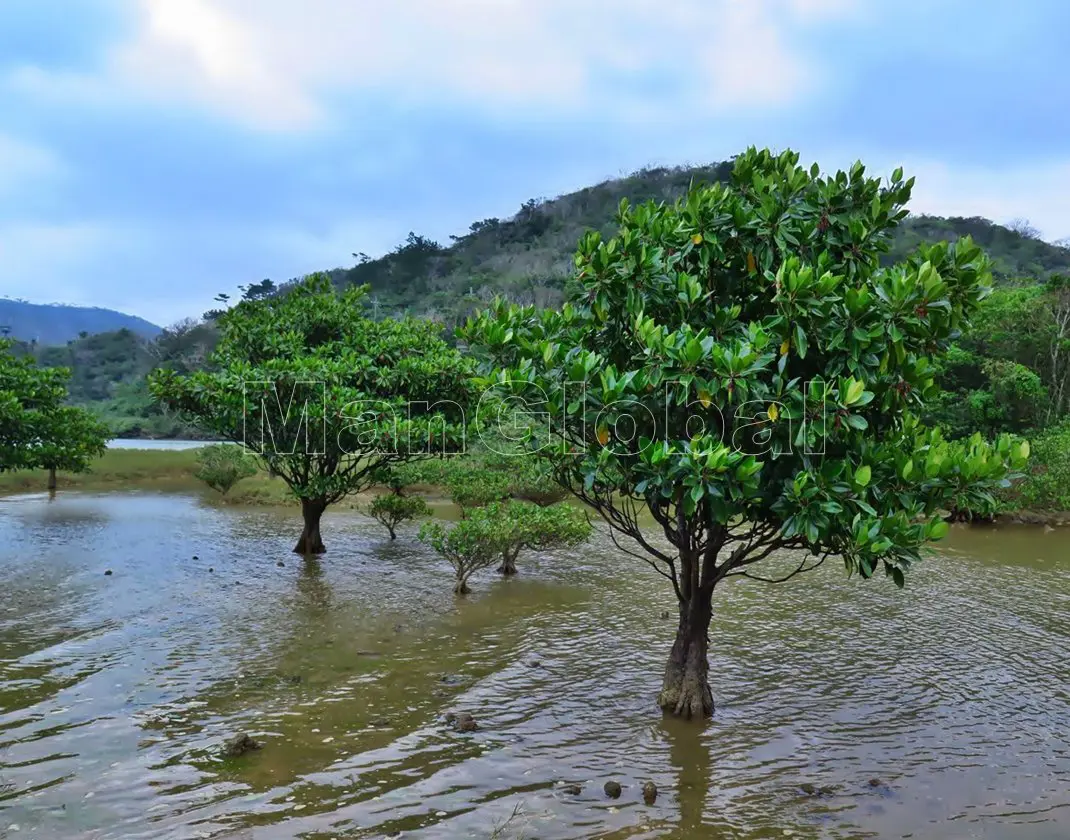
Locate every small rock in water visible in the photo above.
<box><xmin>208</xmin><ymin>567</ymin><xmax>214</xmax><ymax>573</ymax></box>
<box><xmin>642</xmin><ymin>781</ymin><xmax>657</xmax><ymax>805</ymax></box>
<box><xmin>104</xmin><ymin>570</ymin><xmax>113</xmax><ymax>576</ymax></box>
<box><xmin>660</xmin><ymin>610</ymin><xmax>670</xmax><ymax>620</ymax></box>
<box><xmin>276</xmin><ymin>561</ymin><xmax>285</xmax><ymax>567</ymax></box>
<box><xmin>562</xmin><ymin>783</ymin><xmax>582</xmax><ymax>796</ymax></box>
<box><xmin>799</xmin><ymin>783</ymin><xmax>817</xmax><ymax>796</ymax></box>
<box><xmin>192</xmin><ymin>555</ymin><xmax>199</xmax><ymax>560</ymax></box>
<box><xmin>604</xmin><ymin>780</ymin><xmax>622</xmax><ymax>799</ymax></box>
<box><xmin>868</xmin><ymin>778</ymin><xmax>883</xmax><ymax>788</ymax></box>
<box><xmin>221</xmin><ymin>733</ymin><xmax>263</xmax><ymax>758</ymax></box>
<box><xmin>453</xmin><ymin>713</ymin><xmax>478</xmax><ymax>733</ymax></box>
<box><xmin>443</xmin><ymin>712</ymin><xmax>458</xmax><ymax>725</ymax></box>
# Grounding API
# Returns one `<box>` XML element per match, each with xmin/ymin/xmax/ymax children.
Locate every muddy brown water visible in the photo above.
<box><xmin>1</xmin><ymin>492</ymin><xmax>1068</xmax><ymax>839</ymax></box>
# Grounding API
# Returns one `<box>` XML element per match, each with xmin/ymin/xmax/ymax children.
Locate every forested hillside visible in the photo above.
<box><xmin>19</xmin><ymin>160</ymin><xmax>1070</xmax><ymax>459</ymax></box>
<box><xmin>0</xmin><ymin>299</ymin><xmax>160</xmax><ymax>346</ymax></box>
<box><xmin>332</xmin><ymin>163</ymin><xmax>1070</xmax><ymax>329</ymax></box>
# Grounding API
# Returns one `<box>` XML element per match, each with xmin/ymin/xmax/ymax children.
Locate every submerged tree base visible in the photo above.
<box><xmin>659</xmin><ymin>603</ymin><xmax>715</xmax><ymax>719</ymax></box>
<box><xmin>658</xmin><ymin>670</ymin><xmax>715</xmax><ymax>719</ymax></box>
<box><xmin>293</xmin><ymin>536</ymin><xmax>326</xmax><ymax>556</ymax></box>
<box><xmin>496</xmin><ymin>557</ymin><xmax>518</xmax><ymax>576</ymax></box>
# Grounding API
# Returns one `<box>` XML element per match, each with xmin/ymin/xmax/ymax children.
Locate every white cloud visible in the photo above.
<box><xmin>16</xmin><ymin>0</ymin><xmax>856</xmax><ymax>131</ymax></box>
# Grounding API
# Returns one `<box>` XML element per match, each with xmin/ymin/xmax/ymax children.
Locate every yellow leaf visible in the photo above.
<box><xmin>746</xmin><ymin>252</ymin><xmax>757</xmax><ymax>273</ymax></box>
<box><xmin>767</xmin><ymin>404</ymin><xmax>779</xmax><ymax>422</ymax></box>
<box><xmin>780</xmin><ymin>339</ymin><xmax>790</xmax><ymax>356</ymax></box>
<box><xmin>698</xmin><ymin>388</ymin><xmax>712</xmax><ymax>408</ymax></box>
<box><xmin>596</xmin><ymin>426</ymin><xmax>610</xmax><ymax>446</ymax></box>
<box><xmin>692</xmin><ymin>233</ymin><xmax>703</xmax><ymax>245</ymax></box>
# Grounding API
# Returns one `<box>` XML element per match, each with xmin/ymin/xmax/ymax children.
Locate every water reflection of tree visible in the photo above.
<box><xmin>662</xmin><ymin>717</ymin><xmax>712</xmax><ymax>837</ymax></box>
<box><xmin>295</xmin><ymin>558</ymin><xmax>333</xmax><ymax>617</ymax></box>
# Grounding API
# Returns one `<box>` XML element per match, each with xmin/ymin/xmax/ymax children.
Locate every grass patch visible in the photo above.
<box><xmin>0</xmin><ymin>449</ymin><xmax>205</xmax><ymax>495</ymax></box>
<box><xmin>0</xmin><ymin>449</ymin><xmax>454</xmax><ymax>516</ymax></box>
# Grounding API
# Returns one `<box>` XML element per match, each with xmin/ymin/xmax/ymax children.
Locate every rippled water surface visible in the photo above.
<box><xmin>2</xmin><ymin>492</ymin><xmax>1069</xmax><ymax>839</ymax></box>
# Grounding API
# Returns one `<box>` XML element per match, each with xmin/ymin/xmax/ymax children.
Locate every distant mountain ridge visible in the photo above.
<box><xmin>0</xmin><ymin>299</ymin><xmax>161</xmax><ymax>346</ymax></box>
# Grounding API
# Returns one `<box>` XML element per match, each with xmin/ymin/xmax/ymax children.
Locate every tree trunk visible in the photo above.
<box><xmin>658</xmin><ymin>589</ymin><xmax>714</xmax><ymax>719</ymax></box>
<box><xmin>294</xmin><ymin>498</ymin><xmax>327</xmax><ymax>555</ymax></box>
<box><xmin>496</xmin><ymin>547</ymin><xmax>519</xmax><ymax>576</ymax></box>
<box><xmin>47</xmin><ymin>466</ymin><xmax>57</xmax><ymax>492</ymax></box>
<box><xmin>453</xmin><ymin>576</ymin><xmax>471</xmax><ymax>595</ymax></box>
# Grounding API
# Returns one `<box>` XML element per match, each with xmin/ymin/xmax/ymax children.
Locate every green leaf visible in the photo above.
<box><xmin>854</xmin><ymin>464</ymin><xmax>872</xmax><ymax>487</ymax></box>
<box><xmin>929</xmin><ymin>520</ymin><xmax>950</xmax><ymax>541</ymax></box>
<box><xmin>843</xmin><ymin>378</ymin><xmax>866</xmax><ymax>406</ymax></box>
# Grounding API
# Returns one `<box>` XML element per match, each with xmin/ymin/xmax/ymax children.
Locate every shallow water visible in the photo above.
<box><xmin>1</xmin><ymin>492</ymin><xmax>1068</xmax><ymax>839</ymax></box>
<box><xmin>106</xmin><ymin>440</ymin><xmax>214</xmax><ymax>451</ymax></box>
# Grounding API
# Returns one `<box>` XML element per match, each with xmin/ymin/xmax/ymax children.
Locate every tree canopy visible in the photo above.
<box><xmin>150</xmin><ymin>274</ymin><xmax>477</xmax><ymax>554</ymax></box>
<box><xmin>0</xmin><ymin>339</ymin><xmax>109</xmax><ymax>478</ymax></box>
<box><xmin>463</xmin><ymin>147</ymin><xmax>1029</xmax><ymax>717</ymax></box>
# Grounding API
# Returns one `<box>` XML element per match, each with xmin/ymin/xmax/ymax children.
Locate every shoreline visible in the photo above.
<box><xmin>2</xmin><ymin>449</ymin><xmax>1067</xmax><ymax>526</ymax></box>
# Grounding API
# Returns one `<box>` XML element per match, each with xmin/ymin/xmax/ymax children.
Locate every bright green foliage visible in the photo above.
<box><xmin>0</xmin><ymin>339</ymin><xmax>109</xmax><ymax>477</ymax></box>
<box><xmin>420</xmin><ymin>500</ymin><xmax>591</xmax><ymax>592</ymax></box>
<box><xmin>150</xmin><ymin>274</ymin><xmax>476</xmax><ymax>553</ymax></box>
<box><xmin>194</xmin><ymin>443</ymin><xmax>258</xmax><ymax>496</ymax></box>
<box><xmin>463</xmin><ymin>148</ymin><xmax>1031</xmax><ymax>718</ymax></box>
<box><xmin>397</xmin><ymin>426</ymin><xmax>565</xmax><ymax>514</ymax></box>
<box><xmin>464</xmin><ymin>148</ymin><xmax>1028</xmax><ymax>591</ymax></box>
<box><xmin>493</xmin><ymin>500</ymin><xmax>592</xmax><ymax>575</ymax></box>
<box><xmin>419</xmin><ymin>508</ymin><xmax>515</xmax><ymax>594</ymax></box>
<box><xmin>368</xmin><ymin>492</ymin><xmax>432</xmax><ymax>539</ymax></box>
<box><xmin>1001</xmin><ymin>422</ymin><xmax>1070</xmax><ymax>511</ymax></box>
<box><xmin>445</xmin><ymin>467</ymin><xmax>512</xmax><ymax>515</ymax></box>
<box><xmin>928</xmin><ymin>276</ymin><xmax>1070</xmax><ymax>438</ymax></box>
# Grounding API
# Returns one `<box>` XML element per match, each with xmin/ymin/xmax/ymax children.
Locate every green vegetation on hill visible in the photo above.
<box><xmin>23</xmin><ymin>321</ymin><xmax>219</xmax><ymax>438</ymax></box>
<box><xmin>13</xmin><ymin>157</ymin><xmax>1070</xmax><ymax>478</ymax></box>
<box><xmin>328</xmin><ymin>163</ymin><xmax>1070</xmax><ymax>331</ymax></box>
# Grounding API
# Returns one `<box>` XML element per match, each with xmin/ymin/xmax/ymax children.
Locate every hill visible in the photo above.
<box><xmin>20</xmin><ymin>158</ymin><xmax>1070</xmax><ymax>441</ymax></box>
<box><xmin>0</xmin><ymin>299</ymin><xmax>161</xmax><ymax>346</ymax></box>
<box><xmin>333</xmin><ymin>162</ymin><xmax>1070</xmax><ymax>327</ymax></box>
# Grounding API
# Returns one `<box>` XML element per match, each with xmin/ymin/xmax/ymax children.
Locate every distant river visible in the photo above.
<box><xmin>106</xmin><ymin>439</ymin><xmax>217</xmax><ymax>451</ymax></box>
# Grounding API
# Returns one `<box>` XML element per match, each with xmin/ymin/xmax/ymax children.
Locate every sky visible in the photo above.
<box><xmin>1</xmin><ymin>0</ymin><xmax>1068</xmax><ymax>326</ymax></box>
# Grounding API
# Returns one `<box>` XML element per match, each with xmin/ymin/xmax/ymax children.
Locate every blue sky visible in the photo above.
<box><xmin>1</xmin><ymin>0</ymin><xmax>1068</xmax><ymax>326</ymax></box>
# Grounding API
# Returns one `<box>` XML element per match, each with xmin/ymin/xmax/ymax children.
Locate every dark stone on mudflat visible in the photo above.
<box><xmin>642</xmin><ymin>781</ymin><xmax>657</xmax><ymax>804</ymax></box>
<box><xmin>603</xmin><ymin>780</ymin><xmax>622</xmax><ymax>799</ymax></box>
<box><xmin>562</xmin><ymin>783</ymin><xmax>582</xmax><ymax>796</ymax></box>
<box><xmin>221</xmin><ymin>733</ymin><xmax>263</xmax><ymax>758</ymax></box>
